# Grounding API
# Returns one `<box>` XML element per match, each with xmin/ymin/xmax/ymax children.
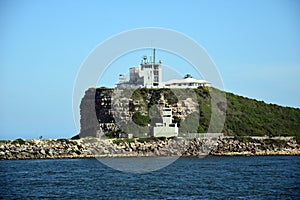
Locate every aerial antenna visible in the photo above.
<box><xmin>153</xmin><ymin>48</ymin><xmax>156</xmax><ymax>64</ymax></box>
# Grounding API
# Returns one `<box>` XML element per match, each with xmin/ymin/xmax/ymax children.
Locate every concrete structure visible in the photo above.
<box><xmin>182</xmin><ymin>133</ymin><xmax>223</xmax><ymax>139</ymax></box>
<box><xmin>116</xmin><ymin>49</ymin><xmax>162</xmax><ymax>88</ymax></box>
<box><xmin>116</xmin><ymin>49</ymin><xmax>210</xmax><ymax>89</ymax></box>
<box><xmin>163</xmin><ymin>77</ymin><xmax>210</xmax><ymax>88</ymax></box>
<box><xmin>152</xmin><ymin>107</ymin><xmax>178</xmax><ymax>138</ymax></box>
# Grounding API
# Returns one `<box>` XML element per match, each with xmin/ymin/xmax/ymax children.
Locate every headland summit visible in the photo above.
<box><xmin>1</xmin><ymin>50</ymin><xmax>299</xmax><ymax>160</ymax></box>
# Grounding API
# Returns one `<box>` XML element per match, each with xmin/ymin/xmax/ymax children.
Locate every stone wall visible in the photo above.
<box><xmin>210</xmin><ymin>137</ymin><xmax>300</xmax><ymax>155</ymax></box>
<box><xmin>1</xmin><ymin>137</ymin><xmax>299</xmax><ymax>160</ymax></box>
<box><xmin>0</xmin><ymin>139</ymin><xmax>92</xmax><ymax>160</ymax></box>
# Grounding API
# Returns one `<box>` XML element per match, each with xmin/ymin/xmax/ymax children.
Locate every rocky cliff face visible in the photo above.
<box><xmin>79</xmin><ymin>88</ymin><xmax>100</xmax><ymax>137</ymax></box>
<box><xmin>80</xmin><ymin>87</ymin><xmax>300</xmax><ymax>142</ymax></box>
<box><xmin>80</xmin><ymin>88</ymin><xmax>201</xmax><ymax>138</ymax></box>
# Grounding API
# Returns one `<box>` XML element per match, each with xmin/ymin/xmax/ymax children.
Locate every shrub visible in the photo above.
<box><xmin>12</xmin><ymin>138</ymin><xmax>25</xmax><ymax>145</ymax></box>
<box><xmin>132</xmin><ymin>112</ymin><xmax>150</xmax><ymax>126</ymax></box>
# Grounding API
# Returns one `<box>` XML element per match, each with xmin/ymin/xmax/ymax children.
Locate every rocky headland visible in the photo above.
<box><xmin>1</xmin><ymin>136</ymin><xmax>299</xmax><ymax>160</ymax></box>
<box><xmin>80</xmin><ymin>87</ymin><xmax>300</xmax><ymax>142</ymax></box>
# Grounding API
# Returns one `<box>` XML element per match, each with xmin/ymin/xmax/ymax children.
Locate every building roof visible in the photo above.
<box><xmin>164</xmin><ymin>77</ymin><xmax>210</xmax><ymax>85</ymax></box>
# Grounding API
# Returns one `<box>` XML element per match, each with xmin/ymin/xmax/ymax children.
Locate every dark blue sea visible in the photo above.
<box><xmin>1</xmin><ymin>156</ymin><xmax>299</xmax><ymax>199</ymax></box>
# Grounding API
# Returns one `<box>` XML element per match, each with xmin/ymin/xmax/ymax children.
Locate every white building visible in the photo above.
<box><xmin>163</xmin><ymin>77</ymin><xmax>210</xmax><ymax>88</ymax></box>
<box><xmin>116</xmin><ymin>49</ymin><xmax>210</xmax><ymax>89</ymax></box>
<box><xmin>116</xmin><ymin>49</ymin><xmax>162</xmax><ymax>88</ymax></box>
<box><xmin>152</xmin><ymin>107</ymin><xmax>178</xmax><ymax>138</ymax></box>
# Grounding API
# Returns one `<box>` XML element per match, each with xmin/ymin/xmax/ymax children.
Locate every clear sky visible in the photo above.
<box><xmin>1</xmin><ymin>0</ymin><xmax>300</xmax><ymax>140</ymax></box>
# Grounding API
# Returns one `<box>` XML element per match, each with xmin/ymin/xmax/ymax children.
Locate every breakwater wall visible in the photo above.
<box><xmin>0</xmin><ymin>137</ymin><xmax>299</xmax><ymax>160</ymax></box>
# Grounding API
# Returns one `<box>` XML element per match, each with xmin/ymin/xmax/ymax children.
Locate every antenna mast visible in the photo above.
<box><xmin>153</xmin><ymin>48</ymin><xmax>156</xmax><ymax>64</ymax></box>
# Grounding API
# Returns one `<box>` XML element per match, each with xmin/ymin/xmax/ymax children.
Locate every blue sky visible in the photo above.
<box><xmin>1</xmin><ymin>0</ymin><xmax>299</xmax><ymax>139</ymax></box>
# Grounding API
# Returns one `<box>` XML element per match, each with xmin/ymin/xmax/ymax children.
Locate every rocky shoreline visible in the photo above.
<box><xmin>0</xmin><ymin>137</ymin><xmax>299</xmax><ymax>160</ymax></box>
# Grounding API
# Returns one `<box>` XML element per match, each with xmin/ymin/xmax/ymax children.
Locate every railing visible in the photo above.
<box><xmin>180</xmin><ymin>133</ymin><xmax>224</xmax><ymax>139</ymax></box>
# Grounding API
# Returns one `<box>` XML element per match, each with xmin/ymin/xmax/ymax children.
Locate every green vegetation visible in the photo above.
<box><xmin>112</xmin><ymin>137</ymin><xmax>169</xmax><ymax>144</ymax></box>
<box><xmin>137</xmin><ymin>137</ymin><xmax>168</xmax><ymax>143</ymax></box>
<box><xmin>28</xmin><ymin>140</ymin><xmax>35</xmax><ymax>145</ymax></box>
<box><xmin>163</xmin><ymin>89</ymin><xmax>178</xmax><ymax>105</ymax></box>
<box><xmin>224</xmin><ymin>92</ymin><xmax>300</xmax><ymax>143</ymax></box>
<box><xmin>104</xmin><ymin>130</ymin><xmax>121</xmax><ymax>139</ymax></box>
<box><xmin>132</xmin><ymin>112</ymin><xmax>150</xmax><ymax>126</ymax></box>
<box><xmin>184</xmin><ymin>74</ymin><xmax>193</xmax><ymax>79</ymax></box>
<box><xmin>187</xmin><ymin>87</ymin><xmax>300</xmax><ymax>143</ymax></box>
<box><xmin>95</xmin><ymin>87</ymin><xmax>300</xmax><ymax>143</ymax></box>
<box><xmin>120</xmin><ymin>123</ymin><xmax>150</xmax><ymax>138</ymax></box>
<box><xmin>12</xmin><ymin>138</ymin><xmax>26</xmax><ymax>145</ymax></box>
<box><xmin>233</xmin><ymin>136</ymin><xmax>258</xmax><ymax>143</ymax></box>
<box><xmin>263</xmin><ymin>138</ymin><xmax>287</xmax><ymax>146</ymax></box>
<box><xmin>112</xmin><ymin>138</ymin><xmax>135</xmax><ymax>145</ymax></box>
<box><xmin>180</xmin><ymin>112</ymin><xmax>200</xmax><ymax>133</ymax></box>
<box><xmin>194</xmin><ymin>87</ymin><xmax>211</xmax><ymax>132</ymax></box>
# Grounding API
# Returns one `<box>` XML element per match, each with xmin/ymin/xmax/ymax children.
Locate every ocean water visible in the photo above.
<box><xmin>0</xmin><ymin>156</ymin><xmax>299</xmax><ymax>199</ymax></box>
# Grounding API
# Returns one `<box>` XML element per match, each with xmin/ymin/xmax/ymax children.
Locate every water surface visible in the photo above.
<box><xmin>1</xmin><ymin>156</ymin><xmax>299</xmax><ymax>199</ymax></box>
